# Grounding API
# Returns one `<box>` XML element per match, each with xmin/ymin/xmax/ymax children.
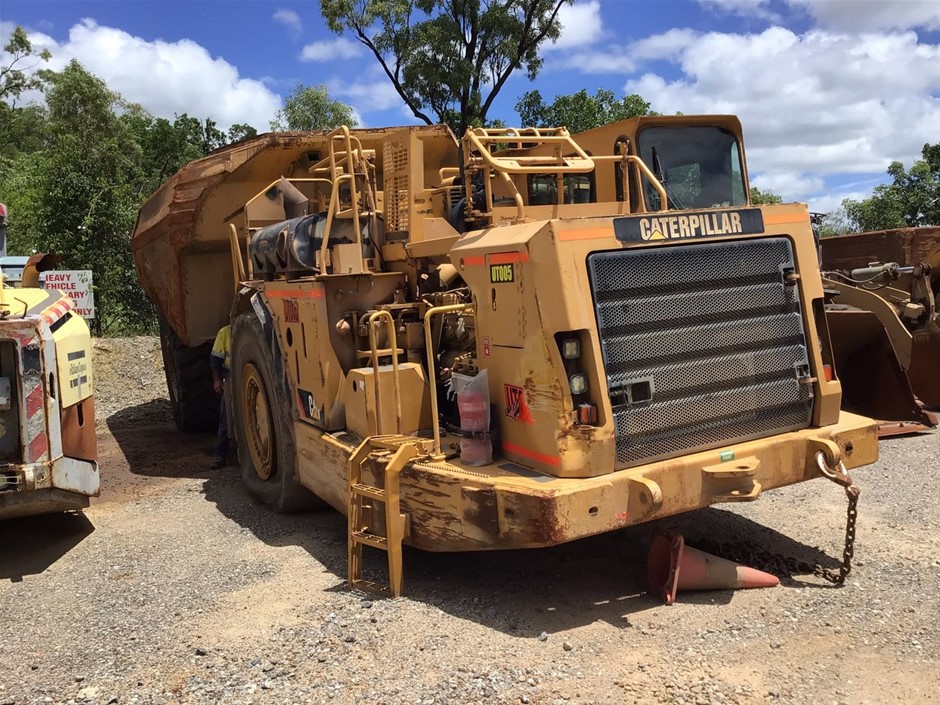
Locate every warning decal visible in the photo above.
<box><xmin>504</xmin><ymin>384</ymin><xmax>534</xmax><ymax>424</ymax></box>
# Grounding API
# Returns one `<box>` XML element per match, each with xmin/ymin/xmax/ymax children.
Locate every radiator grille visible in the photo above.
<box><xmin>587</xmin><ymin>237</ymin><xmax>813</xmax><ymax>468</ymax></box>
<box><xmin>382</xmin><ymin>138</ymin><xmax>409</xmax><ymax>232</ymax></box>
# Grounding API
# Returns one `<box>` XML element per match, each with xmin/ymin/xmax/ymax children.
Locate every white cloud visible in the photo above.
<box><xmin>12</xmin><ymin>20</ymin><xmax>280</xmax><ymax>131</ymax></box>
<box><xmin>559</xmin><ymin>50</ymin><xmax>635</xmax><ymax>74</ymax></box>
<box><xmin>301</xmin><ymin>38</ymin><xmax>361</xmax><ymax>62</ymax></box>
<box><xmin>806</xmin><ymin>183</ymin><xmax>881</xmax><ymax>214</ymax></box>
<box><xmin>327</xmin><ymin>75</ymin><xmax>407</xmax><ymax>116</ymax></box>
<box><xmin>630</xmin><ymin>29</ymin><xmax>698</xmax><ymax>61</ymax></box>
<box><xmin>697</xmin><ymin>0</ymin><xmax>781</xmax><ymax>23</ymax></box>
<box><xmin>699</xmin><ymin>0</ymin><xmax>940</xmax><ymax>31</ymax></box>
<box><xmin>791</xmin><ymin>0</ymin><xmax>940</xmax><ymax>32</ymax></box>
<box><xmin>750</xmin><ymin>171</ymin><xmax>823</xmax><ymax>201</ymax></box>
<box><xmin>273</xmin><ymin>9</ymin><xmax>302</xmax><ymax>33</ymax></box>
<box><xmin>620</xmin><ymin>27</ymin><xmax>940</xmax><ymax>184</ymax></box>
<box><xmin>548</xmin><ymin>1</ymin><xmax>604</xmax><ymax>51</ymax></box>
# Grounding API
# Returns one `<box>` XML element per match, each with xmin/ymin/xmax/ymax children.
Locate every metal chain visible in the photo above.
<box><xmin>812</xmin><ymin>483</ymin><xmax>859</xmax><ymax>584</ymax></box>
<box><xmin>694</xmin><ymin>453</ymin><xmax>860</xmax><ymax>585</ymax></box>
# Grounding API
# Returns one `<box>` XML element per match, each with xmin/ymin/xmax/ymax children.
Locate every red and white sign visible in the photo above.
<box><xmin>42</xmin><ymin>270</ymin><xmax>95</xmax><ymax>320</ymax></box>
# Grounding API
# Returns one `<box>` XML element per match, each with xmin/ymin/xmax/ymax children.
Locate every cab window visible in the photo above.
<box><xmin>636</xmin><ymin>126</ymin><xmax>747</xmax><ymax>211</ymax></box>
<box><xmin>527</xmin><ymin>173</ymin><xmax>595</xmax><ymax>205</ymax></box>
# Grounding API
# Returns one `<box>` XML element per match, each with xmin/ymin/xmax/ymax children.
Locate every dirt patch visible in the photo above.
<box><xmin>92</xmin><ymin>336</ymin><xmax>167</xmax><ymax>426</ymax></box>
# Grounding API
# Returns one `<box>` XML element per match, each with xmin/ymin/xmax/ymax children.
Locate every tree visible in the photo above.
<box><xmin>815</xmin><ymin>205</ymin><xmax>855</xmax><ymax>238</ymax></box>
<box><xmin>320</xmin><ymin>0</ymin><xmax>570</xmax><ymax>137</ymax></box>
<box><xmin>0</xmin><ymin>26</ymin><xmax>51</xmax><ymax>154</ymax></box>
<box><xmin>0</xmin><ymin>46</ymin><xmax>262</xmax><ymax>335</ymax></box>
<box><xmin>171</xmin><ymin>114</ymin><xmax>227</xmax><ymax>155</ymax></box>
<box><xmin>841</xmin><ymin>144</ymin><xmax>940</xmax><ymax>231</ymax></box>
<box><xmin>749</xmin><ymin>186</ymin><xmax>782</xmax><ymax>205</ymax></box>
<box><xmin>515</xmin><ymin>89</ymin><xmax>655</xmax><ymax>133</ymax></box>
<box><xmin>270</xmin><ymin>83</ymin><xmax>357</xmax><ymax>131</ymax></box>
<box><xmin>227</xmin><ymin>123</ymin><xmax>258</xmax><ymax>143</ymax></box>
<box><xmin>0</xmin><ymin>26</ymin><xmax>50</xmax><ymax>102</ymax></box>
<box><xmin>10</xmin><ymin>60</ymin><xmax>152</xmax><ymax>333</ymax></box>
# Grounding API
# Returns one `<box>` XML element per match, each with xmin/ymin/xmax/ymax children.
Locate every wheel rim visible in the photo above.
<box><xmin>241</xmin><ymin>362</ymin><xmax>275</xmax><ymax>481</ymax></box>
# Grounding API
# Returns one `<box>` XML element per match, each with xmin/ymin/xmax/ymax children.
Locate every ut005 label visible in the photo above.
<box><xmin>489</xmin><ymin>263</ymin><xmax>515</xmax><ymax>283</ymax></box>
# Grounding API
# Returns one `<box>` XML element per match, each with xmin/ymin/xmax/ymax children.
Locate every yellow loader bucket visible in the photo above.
<box><xmin>827</xmin><ymin>307</ymin><xmax>935</xmax><ymax>435</ymax></box>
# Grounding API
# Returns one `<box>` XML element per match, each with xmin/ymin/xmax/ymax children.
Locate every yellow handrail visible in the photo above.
<box><xmin>228</xmin><ymin>224</ymin><xmax>246</xmax><ymax>291</ymax></box>
<box><xmin>423</xmin><ymin>303</ymin><xmax>473</xmax><ymax>458</ymax></box>
<box><xmin>463</xmin><ymin>126</ymin><xmax>595</xmax><ymax>175</ymax></box>
<box><xmin>317</xmin><ymin>126</ymin><xmax>380</xmax><ymax>273</ymax></box>
<box><xmin>591</xmin><ymin>154</ymin><xmax>669</xmax><ymax>212</ymax></box>
<box><xmin>367</xmin><ymin>310</ymin><xmax>402</xmax><ymax>434</ymax></box>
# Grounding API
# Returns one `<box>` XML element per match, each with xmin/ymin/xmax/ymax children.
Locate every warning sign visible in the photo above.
<box><xmin>504</xmin><ymin>384</ymin><xmax>534</xmax><ymax>424</ymax></box>
<box><xmin>42</xmin><ymin>270</ymin><xmax>95</xmax><ymax>320</ymax></box>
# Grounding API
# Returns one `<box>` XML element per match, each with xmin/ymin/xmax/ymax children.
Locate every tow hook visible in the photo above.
<box><xmin>815</xmin><ymin>450</ymin><xmax>854</xmax><ymax>490</ymax></box>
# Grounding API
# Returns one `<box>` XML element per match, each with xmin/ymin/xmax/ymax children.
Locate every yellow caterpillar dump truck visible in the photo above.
<box><xmin>0</xmin><ymin>204</ymin><xmax>99</xmax><ymax>520</ymax></box>
<box><xmin>820</xmin><ymin>227</ymin><xmax>940</xmax><ymax>428</ymax></box>
<box><xmin>133</xmin><ymin>117</ymin><xmax>878</xmax><ymax>594</ymax></box>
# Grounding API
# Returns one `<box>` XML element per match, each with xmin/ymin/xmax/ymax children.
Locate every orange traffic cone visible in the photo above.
<box><xmin>647</xmin><ymin>533</ymin><xmax>780</xmax><ymax>605</ymax></box>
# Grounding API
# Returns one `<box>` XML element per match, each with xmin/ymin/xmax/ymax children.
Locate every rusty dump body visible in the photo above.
<box><xmin>134</xmin><ymin>116</ymin><xmax>878</xmax><ymax>557</ymax></box>
<box><xmin>821</xmin><ymin>227</ymin><xmax>940</xmax><ymax>419</ymax></box>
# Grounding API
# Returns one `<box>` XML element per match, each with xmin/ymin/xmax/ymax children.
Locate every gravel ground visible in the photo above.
<box><xmin>1</xmin><ymin>337</ymin><xmax>938</xmax><ymax>705</ymax></box>
<box><xmin>90</xmin><ymin>337</ymin><xmax>168</xmax><ymax>427</ymax></box>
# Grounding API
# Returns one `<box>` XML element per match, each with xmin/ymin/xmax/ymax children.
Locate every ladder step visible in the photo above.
<box><xmin>352</xmin><ymin>531</ymin><xmax>389</xmax><ymax>550</ymax></box>
<box><xmin>352</xmin><ymin>483</ymin><xmax>386</xmax><ymax>501</ymax></box>
<box><xmin>349</xmin><ymin>438</ymin><xmax>424</xmax><ymax>598</ymax></box>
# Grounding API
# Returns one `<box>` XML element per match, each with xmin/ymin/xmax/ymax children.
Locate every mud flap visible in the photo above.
<box><xmin>827</xmin><ymin>307</ymin><xmax>935</xmax><ymax>433</ymax></box>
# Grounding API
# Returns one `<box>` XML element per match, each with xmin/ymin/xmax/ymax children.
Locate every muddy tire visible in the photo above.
<box><xmin>158</xmin><ymin>314</ymin><xmax>218</xmax><ymax>432</ymax></box>
<box><xmin>230</xmin><ymin>311</ymin><xmax>320</xmax><ymax>512</ymax></box>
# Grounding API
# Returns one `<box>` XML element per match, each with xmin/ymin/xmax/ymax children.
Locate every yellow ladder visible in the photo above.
<box><xmin>347</xmin><ymin>435</ymin><xmax>429</xmax><ymax>597</ymax></box>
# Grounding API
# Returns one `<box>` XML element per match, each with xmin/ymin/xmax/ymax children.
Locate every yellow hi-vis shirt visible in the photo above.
<box><xmin>210</xmin><ymin>325</ymin><xmax>231</xmax><ymax>374</ymax></box>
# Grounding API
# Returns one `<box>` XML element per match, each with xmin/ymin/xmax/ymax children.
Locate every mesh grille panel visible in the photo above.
<box><xmin>609</xmin><ymin>344</ymin><xmax>809</xmax><ymax>399</ymax></box>
<box><xmin>382</xmin><ymin>139</ymin><xmax>409</xmax><ymax>231</ymax></box>
<box><xmin>596</xmin><ymin>281</ymin><xmax>796</xmax><ymax>331</ymax></box>
<box><xmin>602</xmin><ymin>312</ymin><xmax>805</xmax><ymax>372</ymax></box>
<box><xmin>588</xmin><ymin>237</ymin><xmax>813</xmax><ymax>468</ymax></box>
<box><xmin>590</xmin><ymin>237</ymin><xmax>795</xmax><ymax>295</ymax></box>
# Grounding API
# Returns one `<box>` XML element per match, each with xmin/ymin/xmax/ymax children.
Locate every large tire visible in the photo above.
<box><xmin>158</xmin><ymin>314</ymin><xmax>218</xmax><ymax>432</ymax></box>
<box><xmin>230</xmin><ymin>310</ymin><xmax>319</xmax><ymax>512</ymax></box>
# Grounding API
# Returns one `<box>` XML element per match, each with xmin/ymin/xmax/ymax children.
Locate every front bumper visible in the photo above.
<box><xmin>399</xmin><ymin>412</ymin><xmax>878</xmax><ymax>551</ymax></box>
<box><xmin>0</xmin><ymin>456</ymin><xmax>99</xmax><ymax>520</ymax></box>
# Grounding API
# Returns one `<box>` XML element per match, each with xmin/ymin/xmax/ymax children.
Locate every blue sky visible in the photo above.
<box><xmin>2</xmin><ymin>0</ymin><xmax>939</xmax><ymax>212</ymax></box>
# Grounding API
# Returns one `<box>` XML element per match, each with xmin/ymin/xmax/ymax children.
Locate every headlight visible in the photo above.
<box><xmin>568</xmin><ymin>373</ymin><xmax>588</xmax><ymax>395</ymax></box>
<box><xmin>561</xmin><ymin>338</ymin><xmax>581</xmax><ymax>360</ymax></box>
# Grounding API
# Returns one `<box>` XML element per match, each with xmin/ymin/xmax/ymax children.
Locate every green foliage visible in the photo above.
<box><xmin>0</xmin><ymin>26</ymin><xmax>51</xmax><ymax>155</ymax></box>
<box><xmin>515</xmin><ymin>89</ymin><xmax>655</xmax><ymax>133</ymax></box>
<box><xmin>815</xmin><ymin>206</ymin><xmax>855</xmax><ymax>238</ymax></box>
<box><xmin>0</xmin><ymin>29</ymin><xmax>260</xmax><ymax>335</ymax></box>
<box><xmin>841</xmin><ymin>144</ymin><xmax>940</xmax><ymax>231</ymax></box>
<box><xmin>270</xmin><ymin>83</ymin><xmax>357</xmax><ymax>131</ymax></box>
<box><xmin>227</xmin><ymin>123</ymin><xmax>258</xmax><ymax>143</ymax></box>
<box><xmin>7</xmin><ymin>61</ymin><xmax>154</xmax><ymax>334</ymax></box>
<box><xmin>749</xmin><ymin>186</ymin><xmax>782</xmax><ymax>205</ymax></box>
<box><xmin>320</xmin><ymin>0</ymin><xmax>571</xmax><ymax>137</ymax></box>
<box><xmin>0</xmin><ymin>26</ymin><xmax>51</xmax><ymax>101</ymax></box>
